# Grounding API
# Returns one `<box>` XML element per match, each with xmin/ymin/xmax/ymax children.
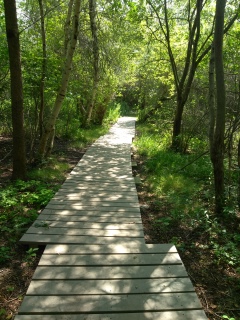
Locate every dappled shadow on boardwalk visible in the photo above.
<box><xmin>16</xmin><ymin>117</ymin><xmax>207</xmax><ymax>319</ymax></box>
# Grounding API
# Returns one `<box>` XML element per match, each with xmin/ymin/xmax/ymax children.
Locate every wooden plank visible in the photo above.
<box><xmin>38</xmin><ymin>253</ymin><xmax>182</xmax><ymax>266</ymax></box>
<box><xmin>53</xmin><ymin>190</ymin><xmax>138</xmax><ymax>196</ymax></box>
<box><xmin>46</xmin><ymin>200</ymin><xmax>140</xmax><ymax>207</ymax></box>
<box><xmin>60</xmin><ymin>182</ymin><xmax>137</xmax><ymax>189</ymax></box>
<box><xmin>30</xmin><ymin>221</ymin><xmax>143</xmax><ymax>230</ymax></box>
<box><xmin>26</xmin><ymin>278</ymin><xmax>195</xmax><ymax>295</ymax></box>
<box><xmin>51</xmin><ymin>196</ymin><xmax>139</xmax><ymax>202</ymax></box>
<box><xmin>32</xmin><ymin>265</ymin><xmax>188</xmax><ymax>279</ymax></box>
<box><xmin>36</xmin><ymin>215</ymin><xmax>142</xmax><ymax>223</ymax></box>
<box><xmin>72</xmin><ymin>163</ymin><xmax>132</xmax><ymax>168</ymax></box>
<box><xmin>17</xmin><ymin>292</ymin><xmax>202</xmax><ymax>314</ymax></box>
<box><xmin>84</xmin><ymin>150</ymin><xmax>131</xmax><ymax>155</ymax></box>
<box><xmin>52</xmin><ymin>192</ymin><xmax>138</xmax><ymax>200</ymax></box>
<box><xmin>44</xmin><ymin>243</ymin><xmax>178</xmax><ymax>254</ymax></box>
<box><xmin>19</xmin><ymin>234</ymin><xmax>144</xmax><ymax>245</ymax></box>
<box><xmin>15</xmin><ymin>310</ymin><xmax>208</xmax><ymax>320</ymax></box>
<box><xmin>60</xmin><ymin>185</ymin><xmax>137</xmax><ymax>192</ymax></box>
<box><xmin>135</xmin><ymin>176</ymin><xmax>142</xmax><ymax>184</ymax></box>
<box><xmin>75</xmin><ymin>162</ymin><xmax>132</xmax><ymax>167</ymax></box>
<box><xmin>69</xmin><ymin>173</ymin><xmax>134</xmax><ymax>180</ymax></box>
<box><xmin>44</xmin><ymin>205</ymin><xmax>141</xmax><ymax>213</ymax></box>
<box><xmin>40</xmin><ymin>208</ymin><xmax>141</xmax><ymax>217</ymax></box>
<box><xmin>26</xmin><ymin>227</ymin><xmax>144</xmax><ymax>238</ymax></box>
<box><xmin>65</xmin><ymin>177</ymin><xmax>136</xmax><ymax>183</ymax></box>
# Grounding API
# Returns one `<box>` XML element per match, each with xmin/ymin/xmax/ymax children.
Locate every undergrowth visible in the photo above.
<box><xmin>135</xmin><ymin>122</ymin><xmax>240</xmax><ymax>320</ymax></box>
<box><xmin>0</xmin><ymin>124</ymin><xmax>110</xmax><ymax>266</ymax></box>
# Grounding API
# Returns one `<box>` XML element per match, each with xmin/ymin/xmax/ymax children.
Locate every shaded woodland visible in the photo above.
<box><xmin>0</xmin><ymin>0</ymin><xmax>240</xmax><ymax>319</ymax></box>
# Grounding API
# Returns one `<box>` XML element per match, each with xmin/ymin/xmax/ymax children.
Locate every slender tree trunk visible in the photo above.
<box><xmin>209</xmin><ymin>44</ymin><xmax>215</xmax><ymax>158</ymax></box>
<box><xmin>238</xmin><ymin>139</ymin><xmax>240</xmax><ymax>210</ymax></box>
<box><xmin>64</xmin><ymin>0</ymin><xmax>74</xmax><ymax>56</ymax></box>
<box><xmin>211</xmin><ymin>0</ymin><xmax>226</xmax><ymax>215</ymax></box>
<box><xmin>38</xmin><ymin>0</ymin><xmax>47</xmax><ymax>138</ymax></box>
<box><xmin>172</xmin><ymin>96</ymin><xmax>185</xmax><ymax>151</ymax></box>
<box><xmin>85</xmin><ymin>0</ymin><xmax>99</xmax><ymax>126</ymax></box>
<box><xmin>170</xmin><ymin>0</ymin><xmax>202</xmax><ymax>151</ymax></box>
<box><xmin>38</xmin><ymin>0</ymin><xmax>81</xmax><ymax>158</ymax></box>
<box><xmin>4</xmin><ymin>0</ymin><xmax>26</xmax><ymax>180</ymax></box>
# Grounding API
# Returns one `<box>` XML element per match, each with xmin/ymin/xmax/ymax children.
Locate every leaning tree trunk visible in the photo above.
<box><xmin>38</xmin><ymin>0</ymin><xmax>81</xmax><ymax>159</ymax></box>
<box><xmin>4</xmin><ymin>0</ymin><xmax>26</xmax><ymax>180</ymax></box>
<box><xmin>211</xmin><ymin>0</ymin><xmax>226</xmax><ymax>215</ymax></box>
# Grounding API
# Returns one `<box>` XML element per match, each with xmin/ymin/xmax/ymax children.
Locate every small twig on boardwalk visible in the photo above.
<box><xmin>175</xmin><ymin>150</ymin><xmax>209</xmax><ymax>173</ymax></box>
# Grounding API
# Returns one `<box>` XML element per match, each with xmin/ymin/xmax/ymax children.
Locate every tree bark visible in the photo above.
<box><xmin>171</xmin><ymin>0</ymin><xmax>202</xmax><ymax>151</ymax></box>
<box><xmin>238</xmin><ymin>139</ymin><xmax>240</xmax><ymax>210</ymax></box>
<box><xmin>208</xmin><ymin>44</ymin><xmax>215</xmax><ymax>158</ymax></box>
<box><xmin>4</xmin><ymin>0</ymin><xmax>26</xmax><ymax>180</ymax></box>
<box><xmin>211</xmin><ymin>0</ymin><xmax>226</xmax><ymax>215</ymax></box>
<box><xmin>38</xmin><ymin>0</ymin><xmax>81</xmax><ymax>158</ymax></box>
<box><xmin>38</xmin><ymin>0</ymin><xmax>47</xmax><ymax>138</ymax></box>
<box><xmin>84</xmin><ymin>0</ymin><xmax>99</xmax><ymax>126</ymax></box>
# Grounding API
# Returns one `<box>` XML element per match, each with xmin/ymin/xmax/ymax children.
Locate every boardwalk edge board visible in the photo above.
<box><xmin>17</xmin><ymin>117</ymin><xmax>207</xmax><ymax>319</ymax></box>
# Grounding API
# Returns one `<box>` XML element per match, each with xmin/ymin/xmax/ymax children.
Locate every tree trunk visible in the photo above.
<box><xmin>38</xmin><ymin>0</ymin><xmax>81</xmax><ymax>158</ymax></box>
<box><xmin>85</xmin><ymin>0</ymin><xmax>99</xmax><ymax>126</ymax></box>
<box><xmin>171</xmin><ymin>96</ymin><xmax>185</xmax><ymax>151</ymax></box>
<box><xmin>4</xmin><ymin>0</ymin><xmax>26</xmax><ymax>180</ymax></box>
<box><xmin>211</xmin><ymin>0</ymin><xmax>226</xmax><ymax>215</ymax></box>
<box><xmin>238</xmin><ymin>139</ymin><xmax>240</xmax><ymax>210</ymax></box>
<box><xmin>209</xmin><ymin>44</ymin><xmax>215</xmax><ymax>159</ymax></box>
<box><xmin>38</xmin><ymin>0</ymin><xmax>47</xmax><ymax>138</ymax></box>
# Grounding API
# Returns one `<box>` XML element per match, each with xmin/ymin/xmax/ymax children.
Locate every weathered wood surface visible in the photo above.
<box><xmin>15</xmin><ymin>310</ymin><xmax>208</xmax><ymax>320</ymax></box>
<box><xmin>16</xmin><ymin>117</ymin><xmax>207</xmax><ymax>319</ymax></box>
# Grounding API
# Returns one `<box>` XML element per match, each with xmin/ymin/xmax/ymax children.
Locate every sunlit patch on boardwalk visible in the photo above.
<box><xmin>16</xmin><ymin>117</ymin><xmax>207</xmax><ymax>319</ymax></box>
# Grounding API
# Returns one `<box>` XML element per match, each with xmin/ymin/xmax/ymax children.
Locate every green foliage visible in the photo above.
<box><xmin>104</xmin><ymin>102</ymin><xmax>121</xmax><ymax>125</ymax></box>
<box><xmin>70</xmin><ymin>125</ymin><xmax>110</xmax><ymax>149</ymax></box>
<box><xmin>135</xmin><ymin>122</ymin><xmax>240</xmax><ymax>271</ymax></box>
<box><xmin>28</xmin><ymin>158</ymin><xmax>69</xmax><ymax>182</ymax></box>
<box><xmin>0</xmin><ymin>308</ymin><xmax>6</xmax><ymax>318</ymax></box>
<box><xmin>0</xmin><ymin>246</ymin><xmax>12</xmax><ymax>264</ymax></box>
<box><xmin>222</xmin><ymin>316</ymin><xmax>236</xmax><ymax>320</ymax></box>
<box><xmin>0</xmin><ymin>172</ymin><xmax>61</xmax><ymax>261</ymax></box>
<box><xmin>0</xmin><ymin>180</ymin><xmax>56</xmax><ymax>208</ymax></box>
<box><xmin>24</xmin><ymin>247</ymin><xmax>38</xmax><ymax>264</ymax></box>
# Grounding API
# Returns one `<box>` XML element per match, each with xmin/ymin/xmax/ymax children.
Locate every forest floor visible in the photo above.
<box><xmin>0</xmin><ymin>135</ymin><xmax>239</xmax><ymax>320</ymax></box>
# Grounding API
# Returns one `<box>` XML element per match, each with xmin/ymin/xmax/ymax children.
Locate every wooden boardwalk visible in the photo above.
<box><xmin>16</xmin><ymin>117</ymin><xmax>207</xmax><ymax>320</ymax></box>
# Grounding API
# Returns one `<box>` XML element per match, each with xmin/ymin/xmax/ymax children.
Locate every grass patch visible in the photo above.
<box><xmin>28</xmin><ymin>156</ymin><xmax>70</xmax><ymax>182</ymax></box>
<box><xmin>70</xmin><ymin>125</ymin><xmax>110</xmax><ymax>149</ymax></box>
